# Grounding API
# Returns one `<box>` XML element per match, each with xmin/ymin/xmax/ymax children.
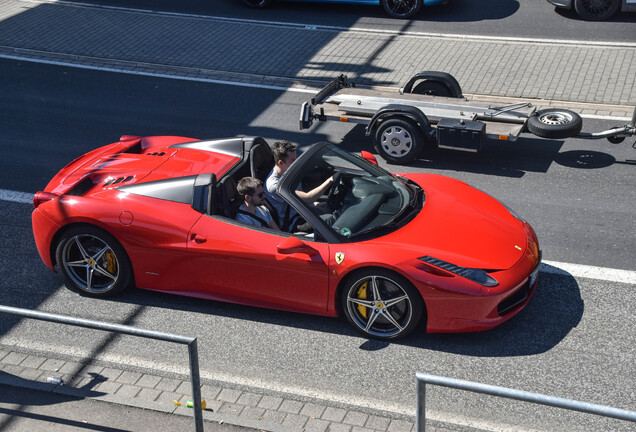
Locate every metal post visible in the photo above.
<box><xmin>415</xmin><ymin>377</ymin><xmax>426</xmax><ymax>432</ymax></box>
<box><xmin>188</xmin><ymin>339</ymin><xmax>204</xmax><ymax>432</ymax></box>
<box><xmin>0</xmin><ymin>305</ymin><xmax>205</xmax><ymax>432</ymax></box>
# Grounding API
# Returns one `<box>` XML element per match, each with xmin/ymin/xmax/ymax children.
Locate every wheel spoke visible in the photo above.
<box><xmin>86</xmin><ymin>267</ymin><xmax>93</xmax><ymax>290</ymax></box>
<box><xmin>74</xmin><ymin>236</ymin><xmax>90</xmax><ymax>260</ymax></box>
<box><xmin>348</xmin><ymin>297</ymin><xmax>375</xmax><ymax>308</ymax></box>
<box><xmin>364</xmin><ymin>308</ymin><xmax>381</xmax><ymax>332</ymax></box>
<box><xmin>66</xmin><ymin>259</ymin><xmax>88</xmax><ymax>268</ymax></box>
<box><xmin>93</xmin><ymin>264</ymin><xmax>117</xmax><ymax>281</ymax></box>
<box><xmin>92</xmin><ymin>246</ymin><xmax>111</xmax><ymax>262</ymax></box>
<box><xmin>370</xmin><ymin>276</ymin><xmax>382</xmax><ymax>302</ymax></box>
<box><xmin>383</xmin><ymin>310</ymin><xmax>404</xmax><ymax>332</ymax></box>
<box><xmin>384</xmin><ymin>294</ymin><xmax>409</xmax><ymax>308</ymax></box>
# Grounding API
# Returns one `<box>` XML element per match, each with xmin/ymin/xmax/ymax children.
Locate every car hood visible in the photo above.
<box><xmin>384</xmin><ymin>173</ymin><xmax>527</xmax><ymax>270</ymax></box>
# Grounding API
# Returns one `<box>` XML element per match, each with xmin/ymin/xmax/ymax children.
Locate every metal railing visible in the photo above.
<box><xmin>416</xmin><ymin>372</ymin><xmax>636</xmax><ymax>431</ymax></box>
<box><xmin>0</xmin><ymin>305</ymin><xmax>204</xmax><ymax>432</ymax></box>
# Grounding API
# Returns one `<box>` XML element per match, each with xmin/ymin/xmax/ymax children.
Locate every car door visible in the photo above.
<box><xmin>187</xmin><ymin>215</ymin><xmax>331</xmax><ymax>315</ymax></box>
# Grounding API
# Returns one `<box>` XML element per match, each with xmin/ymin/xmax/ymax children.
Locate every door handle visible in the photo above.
<box><xmin>192</xmin><ymin>234</ymin><xmax>207</xmax><ymax>244</ymax></box>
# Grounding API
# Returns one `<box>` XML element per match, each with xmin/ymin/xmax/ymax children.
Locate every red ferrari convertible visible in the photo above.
<box><xmin>32</xmin><ymin>136</ymin><xmax>540</xmax><ymax>340</ymax></box>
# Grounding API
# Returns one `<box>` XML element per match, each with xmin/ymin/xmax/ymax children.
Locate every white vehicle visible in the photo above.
<box><xmin>300</xmin><ymin>73</ymin><xmax>636</xmax><ymax>164</ymax></box>
<box><xmin>547</xmin><ymin>0</ymin><xmax>636</xmax><ymax>20</ymax></box>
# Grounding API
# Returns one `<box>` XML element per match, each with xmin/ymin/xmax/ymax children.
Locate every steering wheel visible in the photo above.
<box><xmin>326</xmin><ymin>172</ymin><xmax>344</xmax><ymax>209</ymax></box>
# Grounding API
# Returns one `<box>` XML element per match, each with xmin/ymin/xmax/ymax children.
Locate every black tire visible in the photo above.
<box><xmin>381</xmin><ymin>0</ymin><xmax>422</xmax><ymax>19</ymax></box>
<box><xmin>412</xmin><ymin>81</ymin><xmax>455</xmax><ymax>97</ymax></box>
<box><xmin>527</xmin><ymin>108</ymin><xmax>583</xmax><ymax>139</ymax></box>
<box><xmin>341</xmin><ymin>269</ymin><xmax>424</xmax><ymax>340</ymax></box>
<box><xmin>574</xmin><ymin>0</ymin><xmax>619</xmax><ymax>20</ymax></box>
<box><xmin>374</xmin><ymin>117</ymin><xmax>427</xmax><ymax>164</ymax></box>
<box><xmin>241</xmin><ymin>0</ymin><xmax>272</xmax><ymax>8</ymax></box>
<box><xmin>55</xmin><ymin>225</ymin><xmax>133</xmax><ymax>298</ymax></box>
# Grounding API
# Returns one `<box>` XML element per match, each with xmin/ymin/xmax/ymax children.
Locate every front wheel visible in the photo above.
<box><xmin>574</xmin><ymin>0</ymin><xmax>619</xmax><ymax>21</ymax></box>
<box><xmin>342</xmin><ymin>269</ymin><xmax>423</xmax><ymax>340</ymax></box>
<box><xmin>527</xmin><ymin>108</ymin><xmax>583</xmax><ymax>139</ymax></box>
<box><xmin>55</xmin><ymin>225</ymin><xmax>133</xmax><ymax>297</ymax></box>
<box><xmin>381</xmin><ymin>0</ymin><xmax>422</xmax><ymax>19</ymax></box>
<box><xmin>374</xmin><ymin>117</ymin><xmax>427</xmax><ymax>164</ymax></box>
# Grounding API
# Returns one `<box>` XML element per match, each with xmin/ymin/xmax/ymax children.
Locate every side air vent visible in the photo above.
<box><xmin>146</xmin><ymin>152</ymin><xmax>166</xmax><ymax>156</ymax></box>
<box><xmin>66</xmin><ymin>177</ymin><xmax>95</xmax><ymax>196</ymax></box>
<box><xmin>103</xmin><ymin>176</ymin><xmax>134</xmax><ymax>187</ymax></box>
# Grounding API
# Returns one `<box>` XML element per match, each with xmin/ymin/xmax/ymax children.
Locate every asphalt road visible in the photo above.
<box><xmin>1</xmin><ymin>58</ymin><xmax>635</xmax><ymax>431</ymax></box>
<box><xmin>73</xmin><ymin>0</ymin><xmax>636</xmax><ymax>42</ymax></box>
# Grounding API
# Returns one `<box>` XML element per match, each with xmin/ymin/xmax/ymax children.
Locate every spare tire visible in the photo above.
<box><xmin>527</xmin><ymin>109</ymin><xmax>583</xmax><ymax>139</ymax></box>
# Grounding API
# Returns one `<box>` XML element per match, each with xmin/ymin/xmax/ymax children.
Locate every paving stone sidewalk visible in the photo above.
<box><xmin>0</xmin><ymin>0</ymin><xmax>634</xmax><ymax>111</ymax></box>
<box><xmin>0</xmin><ymin>346</ymin><xmax>484</xmax><ymax>432</ymax></box>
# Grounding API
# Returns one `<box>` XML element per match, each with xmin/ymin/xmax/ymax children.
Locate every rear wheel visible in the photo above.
<box><xmin>574</xmin><ymin>0</ymin><xmax>619</xmax><ymax>20</ymax></box>
<box><xmin>381</xmin><ymin>0</ymin><xmax>422</xmax><ymax>19</ymax></box>
<box><xmin>342</xmin><ymin>269</ymin><xmax>423</xmax><ymax>340</ymax></box>
<box><xmin>55</xmin><ymin>226</ymin><xmax>133</xmax><ymax>297</ymax></box>
<box><xmin>527</xmin><ymin>108</ymin><xmax>583</xmax><ymax>139</ymax></box>
<box><xmin>374</xmin><ymin>117</ymin><xmax>427</xmax><ymax>164</ymax></box>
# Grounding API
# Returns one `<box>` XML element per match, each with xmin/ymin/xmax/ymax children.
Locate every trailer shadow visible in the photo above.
<box><xmin>336</xmin><ymin>124</ymin><xmax>618</xmax><ymax>177</ymax></box>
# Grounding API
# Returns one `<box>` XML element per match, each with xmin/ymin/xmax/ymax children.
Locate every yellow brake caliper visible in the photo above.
<box><xmin>357</xmin><ymin>281</ymin><xmax>368</xmax><ymax>319</ymax></box>
<box><xmin>105</xmin><ymin>250</ymin><xmax>117</xmax><ymax>274</ymax></box>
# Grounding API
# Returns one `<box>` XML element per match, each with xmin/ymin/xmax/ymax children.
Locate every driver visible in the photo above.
<box><xmin>265</xmin><ymin>140</ymin><xmax>333</xmax><ymax>232</ymax></box>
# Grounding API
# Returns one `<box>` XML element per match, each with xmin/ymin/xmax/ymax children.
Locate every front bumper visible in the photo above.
<box><xmin>422</xmin><ymin>222</ymin><xmax>541</xmax><ymax>333</ymax></box>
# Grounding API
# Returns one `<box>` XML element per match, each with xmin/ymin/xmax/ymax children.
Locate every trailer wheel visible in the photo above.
<box><xmin>381</xmin><ymin>0</ymin><xmax>422</xmax><ymax>19</ymax></box>
<box><xmin>374</xmin><ymin>118</ymin><xmax>427</xmax><ymax>164</ymax></box>
<box><xmin>412</xmin><ymin>81</ymin><xmax>456</xmax><ymax>97</ymax></box>
<box><xmin>574</xmin><ymin>0</ymin><xmax>619</xmax><ymax>21</ymax></box>
<box><xmin>527</xmin><ymin>109</ymin><xmax>583</xmax><ymax>139</ymax></box>
<box><xmin>241</xmin><ymin>0</ymin><xmax>272</xmax><ymax>8</ymax></box>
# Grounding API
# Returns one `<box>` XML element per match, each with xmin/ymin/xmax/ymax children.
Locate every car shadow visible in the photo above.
<box><xmin>103</xmin><ymin>269</ymin><xmax>583</xmax><ymax>358</ymax></box>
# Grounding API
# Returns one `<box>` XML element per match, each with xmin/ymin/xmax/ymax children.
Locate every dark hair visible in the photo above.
<box><xmin>272</xmin><ymin>140</ymin><xmax>297</xmax><ymax>164</ymax></box>
<box><xmin>237</xmin><ymin>177</ymin><xmax>262</xmax><ymax>197</ymax></box>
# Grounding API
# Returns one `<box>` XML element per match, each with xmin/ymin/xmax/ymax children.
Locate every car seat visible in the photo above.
<box><xmin>249</xmin><ymin>139</ymin><xmax>274</xmax><ymax>183</ymax></box>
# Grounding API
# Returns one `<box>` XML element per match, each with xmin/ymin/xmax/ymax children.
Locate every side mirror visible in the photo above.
<box><xmin>277</xmin><ymin>236</ymin><xmax>318</xmax><ymax>256</ymax></box>
<box><xmin>360</xmin><ymin>151</ymin><xmax>378</xmax><ymax>165</ymax></box>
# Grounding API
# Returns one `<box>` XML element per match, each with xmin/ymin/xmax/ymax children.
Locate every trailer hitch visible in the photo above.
<box><xmin>577</xmin><ymin>106</ymin><xmax>636</xmax><ymax>144</ymax></box>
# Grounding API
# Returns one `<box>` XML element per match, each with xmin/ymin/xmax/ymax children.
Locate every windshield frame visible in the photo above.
<box><xmin>278</xmin><ymin>142</ymin><xmax>418</xmax><ymax>243</ymax></box>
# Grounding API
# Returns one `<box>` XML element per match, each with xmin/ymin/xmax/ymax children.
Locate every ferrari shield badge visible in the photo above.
<box><xmin>335</xmin><ymin>252</ymin><xmax>345</xmax><ymax>265</ymax></box>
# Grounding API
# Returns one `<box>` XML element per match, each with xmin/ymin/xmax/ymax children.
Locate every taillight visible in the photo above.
<box><xmin>33</xmin><ymin>191</ymin><xmax>58</xmax><ymax>208</ymax></box>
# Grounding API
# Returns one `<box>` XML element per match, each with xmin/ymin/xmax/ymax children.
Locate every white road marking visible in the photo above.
<box><xmin>0</xmin><ymin>52</ymin><xmax>632</xmax><ymax>122</ymax></box>
<box><xmin>0</xmin><ymin>188</ymin><xmax>33</xmax><ymax>204</ymax></box>
<box><xmin>38</xmin><ymin>0</ymin><xmax>636</xmax><ymax>48</ymax></box>
<box><xmin>3</xmin><ymin>187</ymin><xmax>634</xmax><ymax>283</ymax></box>
<box><xmin>541</xmin><ymin>260</ymin><xmax>636</xmax><ymax>285</ymax></box>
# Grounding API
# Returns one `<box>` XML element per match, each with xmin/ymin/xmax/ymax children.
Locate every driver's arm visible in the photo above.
<box><xmin>296</xmin><ymin>176</ymin><xmax>334</xmax><ymax>202</ymax></box>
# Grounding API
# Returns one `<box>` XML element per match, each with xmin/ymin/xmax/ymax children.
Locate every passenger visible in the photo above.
<box><xmin>265</xmin><ymin>140</ymin><xmax>333</xmax><ymax>232</ymax></box>
<box><xmin>235</xmin><ymin>177</ymin><xmax>279</xmax><ymax>230</ymax></box>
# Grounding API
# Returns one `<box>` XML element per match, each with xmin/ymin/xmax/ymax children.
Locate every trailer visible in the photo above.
<box><xmin>299</xmin><ymin>73</ymin><xmax>636</xmax><ymax>164</ymax></box>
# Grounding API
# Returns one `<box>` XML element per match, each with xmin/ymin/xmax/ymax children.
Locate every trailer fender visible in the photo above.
<box><xmin>401</xmin><ymin>71</ymin><xmax>463</xmax><ymax>98</ymax></box>
<box><xmin>365</xmin><ymin>104</ymin><xmax>432</xmax><ymax>137</ymax></box>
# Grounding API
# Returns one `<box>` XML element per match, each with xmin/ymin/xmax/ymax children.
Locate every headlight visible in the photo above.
<box><xmin>418</xmin><ymin>256</ymin><xmax>499</xmax><ymax>287</ymax></box>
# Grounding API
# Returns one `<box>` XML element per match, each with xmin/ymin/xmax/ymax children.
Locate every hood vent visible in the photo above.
<box><xmin>147</xmin><ymin>152</ymin><xmax>166</xmax><ymax>156</ymax></box>
<box><xmin>103</xmin><ymin>176</ymin><xmax>134</xmax><ymax>187</ymax></box>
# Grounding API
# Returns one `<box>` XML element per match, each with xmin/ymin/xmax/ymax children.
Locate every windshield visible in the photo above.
<box><xmin>288</xmin><ymin>145</ymin><xmax>416</xmax><ymax>239</ymax></box>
